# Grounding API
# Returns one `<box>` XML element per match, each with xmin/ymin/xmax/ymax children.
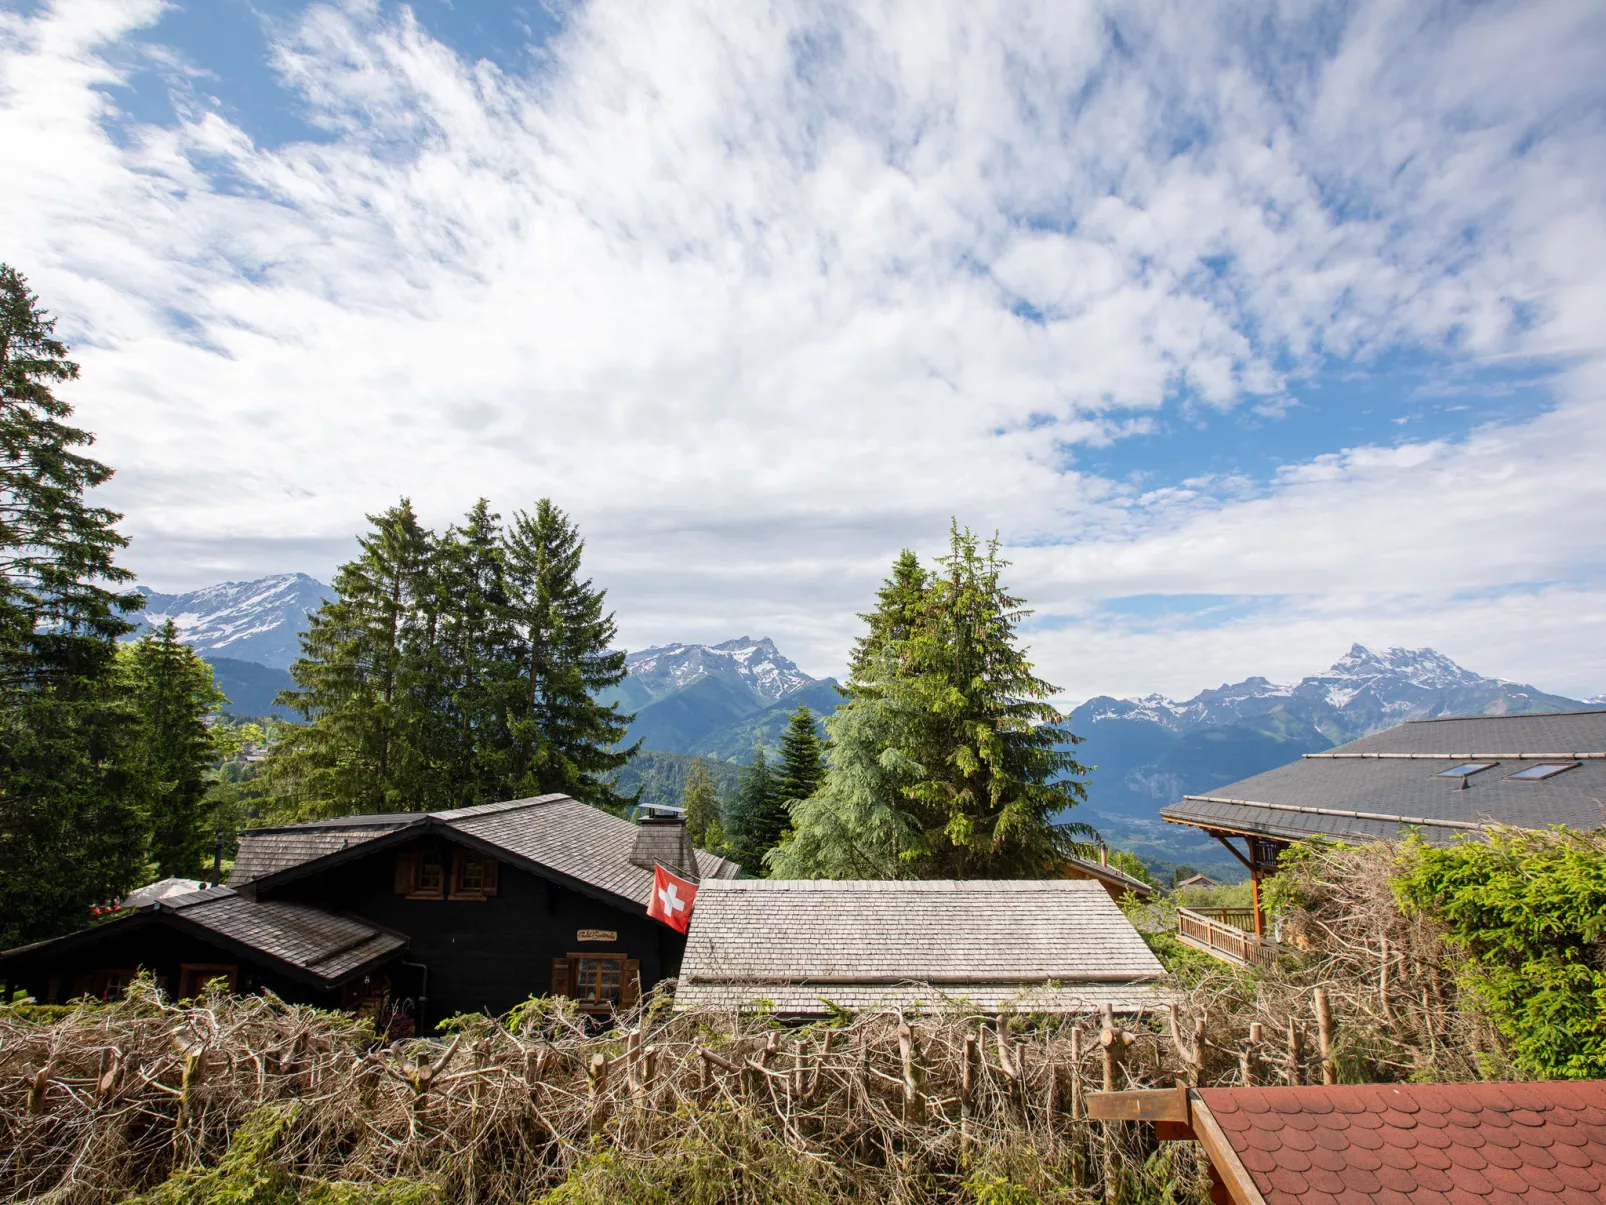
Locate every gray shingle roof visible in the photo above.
<box><xmin>1160</xmin><ymin>710</ymin><xmax>1606</xmax><ymax>844</ymax></box>
<box><xmin>155</xmin><ymin>887</ymin><xmax>407</xmax><ymax>985</ymax></box>
<box><xmin>229</xmin><ymin>821</ymin><xmax>413</xmax><ymax>884</ymax></box>
<box><xmin>675</xmin><ymin>879</ymin><xmax>1165</xmax><ymax>1015</ymax></box>
<box><xmin>231</xmin><ymin>795</ymin><xmax>740</xmax><ymax>908</ymax></box>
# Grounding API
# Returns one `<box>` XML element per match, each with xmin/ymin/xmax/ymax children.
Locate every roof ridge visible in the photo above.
<box><xmin>1403</xmin><ymin>708</ymin><xmax>1606</xmax><ymax>723</ymax></box>
<box><xmin>431</xmin><ymin>793</ymin><xmax>574</xmax><ymax>821</ymax></box>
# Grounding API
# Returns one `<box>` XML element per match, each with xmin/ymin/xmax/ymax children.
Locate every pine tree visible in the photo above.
<box><xmin>500</xmin><ymin>499</ymin><xmax>636</xmax><ymax>810</ymax></box>
<box><xmin>0</xmin><ymin>265</ymin><xmax>147</xmax><ymax>946</ymax></box>
<box><xmin>726</xmin><ymin>740</ymin><xmax>789</xmax><ymax>874</ymax></box>
<box><xmin>121</xmin><ymin>621</ymin><xmax>228</xmax><ymax>876</ymax></box>
<box><xmin>771</xmin><ymin>526</ymin><xmax>1095</xmax><ymax>880</ymax></box>
<box><xmin>681</xmin><ymin>757</ymin><xmax>724</xmax><ymax>851</ymax></box>
<box><xmin>270</xmin><ymin>500</ymin><xmax>434</xmax><ymax>818</ymax></box>
<box><xmin>774</xmin><ymin>706</ymin><xmax>826</xmax><ymax>805</ymax></box>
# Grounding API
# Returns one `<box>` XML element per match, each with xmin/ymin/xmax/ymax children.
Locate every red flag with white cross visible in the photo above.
<box><xmin>648</xmin><ymin>864</ymin><xmax>697</xmax><ymax>933</ymax></box>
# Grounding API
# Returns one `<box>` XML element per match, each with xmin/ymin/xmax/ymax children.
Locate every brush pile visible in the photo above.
<box><xmin>0</xmin><ymin>839</ymin><xmax>1504</xmax><ymax>1205</ymax></box>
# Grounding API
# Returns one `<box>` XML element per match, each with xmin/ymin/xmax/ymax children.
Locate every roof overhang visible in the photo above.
<box><xmin>2</xmin><ymin>904</ymin><xmax>405</xmax><ymax>991</ymax></box>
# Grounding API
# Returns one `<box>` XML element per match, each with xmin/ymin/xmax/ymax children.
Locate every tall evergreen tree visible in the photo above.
<box><xmin>121</xmin><ymin>620</ymin><xmax>228</xmax><ymax>876</ymax></box>
<box><xmin>500</xmin><ymin>499</ymin><xmax>635</xmax><ymax>809</ymax></box>
<box><xmin>771</xmin><ymin>525</ymin><xmax>1095</xmax><ymax>880</ymax></box>
<box><xmin>0</xmin><ymin>265</ymin><xmax>147</xmax><ymax>946</ymax></box>
<box><xmin>847</xmin><ymin>548</ymin><xmax>929</xmax><ymax>683</ymax></box>
<box><xmin>270</xmin><ymin>500</ymin><xmax>434</xmax><ymax>818</ymax></box>
<box><xmin>680</xmin><ymin>757</ymin><xmax>724</xmax><ymax>852</ymax></box>
<box><xmin>774</xmin><ymin>705</ymin><xmax>826</xmax><ymax>805</ymax></box>
<box><xmin>726</xmin><ymin>740</ymin><xmax>788</xmax><ymax>874</ymax></box>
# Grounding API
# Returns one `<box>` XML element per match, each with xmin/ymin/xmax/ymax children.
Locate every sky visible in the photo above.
<box><xmin>2</xmin><ymin>0</ymin><xmax>1604</xmax><ymax>701</ymax></box>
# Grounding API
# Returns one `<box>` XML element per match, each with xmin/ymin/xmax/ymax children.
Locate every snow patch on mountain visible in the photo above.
<box><xmin>128</xmin><ymin>573</ymin><xmax>330</xmax><ymax>669</ymax></box>
<box><xmin>625</xmin><ymin>636</ymin><xmax>815</xmax><ymax>704</ymax></box>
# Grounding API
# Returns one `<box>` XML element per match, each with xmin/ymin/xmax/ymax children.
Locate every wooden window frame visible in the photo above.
<box><xmin>554</xmin><ymin>952</ymin><xmax>640</xmax><ymax>1011</ymax></box>
<box><xmin>395</xmin><ymin>851</ymin><xmax>447</xmax><ymax>900</ymax></box>
<box><xmin>448</xmin><ymin>848</ymin><xmax>498</xmax><ymax>901</ymax></box>
<box><xmin>178</xmin><ymin>963</ymin><xmax>238</xmax><ymax>998</ymax></box>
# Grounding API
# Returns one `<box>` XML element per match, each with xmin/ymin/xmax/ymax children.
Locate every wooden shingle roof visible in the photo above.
<box><xmin>231</xmin><ymin>795</ymin><xmax>740</xmax><ymax>909</ymax></box>
<box><xmin>676</xmin><ymin>879</ymin><xmax>1166</xmax><ymax>1015</ymax></box>
<box><xmin>154</xmin><ymin>887</ymin><xmax>407</xmax><ymax>984</ymax></box>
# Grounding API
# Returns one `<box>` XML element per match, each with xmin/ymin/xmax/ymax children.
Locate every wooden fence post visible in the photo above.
<box><xmin>897</xmin><ymin>1019</ymin><xmax>925</xmax><ymax>1122</ymax></box>
<box><xmin>587</xmin><ymin>1053</ymin><xmax>610</xmax><ymax>1134</ymax></box>
<box><xmin>960</xmin><ymin>1031</ymin><xmax>978</xmax><ymax>1157</ymax></box>
<box><xmin>1239</xmin><ymin>1021</ymin><xmax>1262</xmax><ymax>1086</ymax></box>
<box><xmin>1313</xmin><ymin>988</ymin><xmax>1337</xmax><ymax>1085</ymax></box>
<box><xmin>1285</xmin><ymin>1019</ymin><xmax>1303</xmax><ymax>1086</ymax></box>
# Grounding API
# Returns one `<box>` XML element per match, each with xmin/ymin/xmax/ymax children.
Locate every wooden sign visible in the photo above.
<box><xmin>576</xmin><ymin>929</ymin><xmax>618</xmax><ymax>943</ymax></box>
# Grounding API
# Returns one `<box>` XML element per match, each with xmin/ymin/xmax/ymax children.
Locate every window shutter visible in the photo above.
<box><xmin>481</xmin><ymin>858</ymin><xmax>499</xmax><ymax>895</ymax></box>
<box><xmin>394</xmin><ymin>852</ymin><xmax>418</xmax><ymax>894</ymax></box>
<box><xmin>450</xmin><ymin>848</ymin><xmax>465</xmax><ymax>894</ymax></box>
<box><xmin>621</xmin><ymin>959</ymin><xmax>641</xmax><ymax>1008</ymax></box>
<box><xmin>550</xmin><ymin>958</ymin><xmax>570</xmax><ymax>998</ymax></box>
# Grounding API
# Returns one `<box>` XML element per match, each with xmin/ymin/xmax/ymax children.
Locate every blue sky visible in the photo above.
<box><xmin>2</xmin><ymin>0</ymin><xmax>1604</xmax><ymax>699</ymax></box>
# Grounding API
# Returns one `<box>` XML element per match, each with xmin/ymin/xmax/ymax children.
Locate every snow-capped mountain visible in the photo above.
<box><xmin>625</xmin><ymin>637</ymin><xmax>816</xmax><ymax>705</ymax></box>
<box><xmin>126</xmin><ymin>573</ymin><xmax>330</xmax><ymax>670</ymax></box>
<box><xmin>1074</xmin><ymin>644</ymin><xmax>1589</xmax><ymax>746</ymax></box>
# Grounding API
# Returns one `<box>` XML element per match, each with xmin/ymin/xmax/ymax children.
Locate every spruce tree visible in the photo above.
<box><xmin>270</xmin><ymin>500</ymin><xmax>434</xmax><ymax>818</ymax></box>
<box><xmin>847</xmin><ymin>548</ymin><xmax>929</xmax><ymax>683</ymax></box>
<box><xmin>0</xmin><ymin>265</ymin><xmax>147</xmax><ymax>946</ymax></box>
<box><xmin>421</xmin><ymin>499</ymin><xmax>516</xmax><ymax>809</ymax></box>
<box><xmin>121</xmin><ymin>620</ymin><xmax>228</xmax><ymax>876</ymax></box>
<box><xmin>726</xmin><ymin>740</ymin><xmax>789</xmax><ymax>874</ymax></box>
<box><xmin>774</xmin><ymin>705</ymin><xmax>826</xmax><ymax>805</ymax></box>
<box><xmin>500</xmin><ymin>499</ymin><xmax>636</xmax><ymax>809</ymax></box>
<box><xmin>680</xmin><ymin>757</ymin><xmax>724</xmax><ymax>852</ymax></box>
<box><xmin>771</xmin><ymin>526</ymin><xmax>1095</xmax><ymax>880</ymax></box>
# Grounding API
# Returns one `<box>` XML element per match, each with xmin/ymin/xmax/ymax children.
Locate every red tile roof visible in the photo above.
<box><xmin>1196</xmin><ymin>1081</ymin><xmax>1606</xmax><ymax>1205</ymax></box>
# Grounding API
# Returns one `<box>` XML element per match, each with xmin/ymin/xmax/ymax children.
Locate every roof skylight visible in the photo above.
<box><xmin>1506</xmin><ymin>763</ymin><xmax>1579</xmax><ymax>780</ymax></box>
<box><xmin>1435</xmin><ymin>762</ymin><xmax>1496</xmax><ymax>778</ymax></box>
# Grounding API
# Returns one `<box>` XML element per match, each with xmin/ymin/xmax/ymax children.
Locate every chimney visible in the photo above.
<box><xmin>1098</xmin><ymin>842</ymin><xmax>1108</xmax><ymax>867</ymax></box>
<box><xmin>630</xmin><ymin>812</ymin><xmax>698</xmax><ymax>880</ymax></box>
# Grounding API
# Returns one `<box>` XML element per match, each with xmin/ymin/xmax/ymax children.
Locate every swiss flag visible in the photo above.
<box><xmin>648</xmin><ymin>864</ymin><xmax>697</xmax><ymax>933</ymax></box>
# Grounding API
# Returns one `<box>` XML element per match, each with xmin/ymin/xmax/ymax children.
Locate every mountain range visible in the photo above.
<box><xmin>1067</xmin><ymin>643</ymin><xmax>1598</xmax><ymax>876</ymax></box>
<box><xmin>124</xmin><ymin>574</ymin><xmax>1602</xmax><ymax>875</ymax></box>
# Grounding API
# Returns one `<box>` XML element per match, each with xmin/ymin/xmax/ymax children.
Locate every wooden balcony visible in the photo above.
<box><xmin>1176</xmin><ymin>906</ymin><xmax>1280</xmax><ymax>970</ymax></box>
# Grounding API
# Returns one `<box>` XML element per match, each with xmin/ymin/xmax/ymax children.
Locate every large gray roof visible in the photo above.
<box><xmin>1161</xmin><ymin>710</ymin><xmax>1606</xmax><ymax>845</ymax></box>
<box><xmin>231</xmin><ymin>795</ymin><xmax>740</xmax><ymax>909</ymax></box>
<box><xmin>675</xmin><ymin>879</ymin><xmax>1165</xmax><ymax>1015</ymax></box>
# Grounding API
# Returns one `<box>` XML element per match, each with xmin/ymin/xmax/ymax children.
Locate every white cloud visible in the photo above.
<box><xmin>1</xmin><ymin>0</ymin><xmax>1603</xmax><ymax>697</ymax></box>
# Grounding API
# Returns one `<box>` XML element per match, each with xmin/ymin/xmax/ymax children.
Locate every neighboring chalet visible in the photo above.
<box><xmin>675</xmin><ymin>879</ymin><xmax>1166</xmax><ymax>1017</ymax></box>
<box><xmin>1060</xmin><ymin>847</ymin><xmax>1155</xmax><ymax>902</ymax></box>
<box><xmin>1088</xmin><ymin>1079</ymin><xmax>1606</xmax><ymax>1205</ymax></box>
<box><xmin>1159</xmin><ymin>709</ymin><xmax>1606</xmax><ymax>966</ymax></box>
<box><xmin>2</xmin><ymin>795</ymin><xmax>738</xmax><ymax>1025</ymax></box>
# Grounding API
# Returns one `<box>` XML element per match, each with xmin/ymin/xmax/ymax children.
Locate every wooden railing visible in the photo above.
<box><xmin>1176</xmin><ymin>906</ymin><xmax>1279</xmax><ymax>970</ymax></box>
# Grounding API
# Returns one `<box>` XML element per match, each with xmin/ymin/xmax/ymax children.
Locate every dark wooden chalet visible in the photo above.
<box><xmin>2</xmin><ymin>794</ymin><xmax>739</xmax><ymax>1026</ymax></box>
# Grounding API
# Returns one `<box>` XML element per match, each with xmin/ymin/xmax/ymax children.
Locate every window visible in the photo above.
<box><xmin>394</xmin><ymin>851</ymin><xmax>446</xmax><ymax>899</ymax></box>
<box><xmin>418</xmin><ymin>858</ymin><xmax>445</xmax><ymax>894</ymax></box>
<box><xmin>449</xmin><ymin>849</ymin><xmax>499</xmax><ymax>899</ymax></box>
<box><xmin>552</xmin><ymin>953</ymin><xmax>640</xmax><ymax>1010</ymax></box>
<box><xmin>1435</xmin><ymin>762</ymin><xmax>1496</xmax><ymax>778</ymax></box>
<box><xmin>1507</xmin><ymin>763</ymin><xmax>1578</xmax><ymax>780</ymax></box>
<box><xmin>574</xmin><ymin>956</ymin><xmax>624</xmax><ymax>1005</ymax></box>
<box><xmin>178</xmin><ymin>963</ymin><xmax>238</xmax><ymax>998</ymax></box>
